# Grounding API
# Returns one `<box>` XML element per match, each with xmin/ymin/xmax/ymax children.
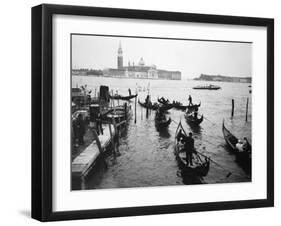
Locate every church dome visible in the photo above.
<box><xmin>138</xmin><ymin>57</ymin><xmax>145</xmax><ymax>66</ymax></box>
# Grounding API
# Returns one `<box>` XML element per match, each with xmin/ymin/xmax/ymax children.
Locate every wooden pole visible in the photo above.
<box><xmin>141</xmin><ymin>103</ymin><xmax>143</xmax><ymax>120</ymax></box>
<box><xmin>117</xmin><ymin>90</ymin><xmax>119</xmax><ymax>106</ymax></box>
<box><xmin>231</xmin><ymin>99</ymin><xmax>234</xmax><ymax>118</ymax></box>
<box><xmin>124</xmin><ymin>102</ymin><xmax>127</xmax><ymax>120</ymax></box>
<box><xmin>245</xmin><ymin>98</ymin><xmax>249</xmax><ymax>122</ymax></box>
<box><xmin>108</xmin><ymin>122</ymin><xmax>115</xmax><ymax>156</ymax></box>
<box><xmin>134</xmin><ymin>96</ymin><xmax>137</xmax><ymax>123</ymax></box>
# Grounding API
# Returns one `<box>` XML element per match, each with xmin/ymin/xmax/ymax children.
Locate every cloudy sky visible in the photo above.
<box><xmin>72</xmin><ymin>34</ymin><xmax>252</xmax><ymax>79</ymax></box>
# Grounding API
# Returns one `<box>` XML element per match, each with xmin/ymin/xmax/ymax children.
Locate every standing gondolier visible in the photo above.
<box><xmin>188</xmin><ymin>95</ymin><xmax>193</xmax><ymax>106</ymax></box>
<box><xmin>184</xmin><ymin>132</ymin><xmax>195</xmax><ymax>166</ymax></box>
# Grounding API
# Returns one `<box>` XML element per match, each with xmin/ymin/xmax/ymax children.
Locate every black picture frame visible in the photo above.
<box><xmin>32</xmin><ymin>4</ymin><xmax>274</xmax><ymax>222</ymax></box>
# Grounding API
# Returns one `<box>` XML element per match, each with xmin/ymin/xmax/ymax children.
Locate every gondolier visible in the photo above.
<box><xmin>188</xmin><ymin>95</ymin><xmax>193</xmax><ymax>106</ymax></box>
<box><xmin>184</xmin><ymin>132</ymin><xmax>195</xmax><ymax>166</ymax></box>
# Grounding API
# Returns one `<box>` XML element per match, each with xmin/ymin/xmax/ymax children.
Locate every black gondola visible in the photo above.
<box><xmin>110</xmin><ymin>94</ymin><xmax>138</xmax><ymax>101</ymax></box>
<box><xmin>155</xmin><ymin>110</ymin><xmax>171</xmax><ymax>128</ymax></box>
<box><xmin>186</xmin><ymin>102</ymin><xmax>201</xmax><ymax>112</ymax></box>
<box><xmin>174</xmin><ymin>122</ymin><xmax>210</xmax><ymax>180</ymax></box>
<box><xmin>158</xmin><ymin>97</ymin><xmax>170</xmax><ymax>105</ymax></box>
<box><xmin>185</xmin><ymin>112</ymin><xmax>204</xmax><ymax>125</ymax></box>
<box><xmin>222</xmin><ymin>120</ymin><xmax>252</xmax><ymax>169</ymax></box>
<box><xmin>138</xmin><ymin>100</ymin><xmax>159</xmax><ymax>110</ymax></box>
<box><xmin>155</xmin><ymin>117</ymin><xmax>171</xmax><ymax>128</ymax></box>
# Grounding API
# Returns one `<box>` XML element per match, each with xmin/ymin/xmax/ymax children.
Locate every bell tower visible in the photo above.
<box><xmin>117</xmin><ymin>41</ymin><xmax>123</xmax><ymax>69</ymax></box>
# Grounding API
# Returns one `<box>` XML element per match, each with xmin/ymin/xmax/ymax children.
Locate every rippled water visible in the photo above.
<box><xmin>72</xmin><ymin>76</ymin><xmax>252</xmax><ymax>189</ymax></box>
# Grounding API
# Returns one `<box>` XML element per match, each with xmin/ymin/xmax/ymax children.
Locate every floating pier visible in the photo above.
<box><xmin>72</xmin><ymin>123</ymin><xmax>116</xmax><ymax>179</ymax></box>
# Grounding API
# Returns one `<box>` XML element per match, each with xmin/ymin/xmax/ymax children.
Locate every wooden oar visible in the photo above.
<box><xmin>196</xmin><ymin>151</ymin><xmax>232</xmax><ymax>178</ymax></box>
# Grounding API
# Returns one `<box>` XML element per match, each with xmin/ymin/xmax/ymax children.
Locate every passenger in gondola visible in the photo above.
<box><xmin>176</xmin><ymin>129</ymin><xmax>185</xmax><ymax>144</ymax></box>
<box><xmin>242</xmin><ymin>137</ymin><xmax>250</xmax><ymax>151</ymax></box>
<box><xmin>184</xmin><ymin>132</ymin><xmax>195</xmax><ymax>166</ymax></box>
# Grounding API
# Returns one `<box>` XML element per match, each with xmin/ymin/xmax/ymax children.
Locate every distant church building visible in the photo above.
<box><xmin>103</xmin><ymin>42</ymin><xmax>181</xmax><ymax>80</ymax></box>
<box><xmin>117</xmin><ymin>41</ymin><xmax>123</xmax><ymax>69</ymax></box>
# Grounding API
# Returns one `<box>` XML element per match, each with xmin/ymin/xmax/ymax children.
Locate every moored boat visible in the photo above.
<box><xmin>138</xmin><ymin>100</ymin><xmax>159</xmax><ymax>110</ymax></box>
<box><xmin>174</xmin><ymin>122</ymin><xmax>210</xmax><ymax>181</ymax></box>
<box><xmin>185</xmin><ymin>112</ymin><xmax>203</xmax><ymax>125</ymax></box>
<box><xmin>193</xmin><ymin>84</ymin><xmax>221</xmax><ymax>90</ymax></box>
<box><xmin>222</xmin><ymin>120</ymin><xmax>251</xmax><ymax>169</ymax></box>
<box><xmin>109</xmin><ymin>94</ymin><xmax>138</xmax><ymax>101</ymax></box>
<box><xmin>155</xmin><ymin>110</ymin><xmax>171</xmax><ymax>128</ymax></box>
<box><xmin>186</xmin><ymin>102</ymin><xmax>201</xmax><ymax>112</ymax></box>
<box><xmin>155</xmin><ymin>117</ymin><xmax>171</xmax><ymax>128</ymax></box>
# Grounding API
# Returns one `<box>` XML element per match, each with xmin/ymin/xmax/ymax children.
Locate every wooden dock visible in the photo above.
<box><xmin>72</xmin><ymin>123</ymin><xmax>116</xmax><ymax>178</ymax></box>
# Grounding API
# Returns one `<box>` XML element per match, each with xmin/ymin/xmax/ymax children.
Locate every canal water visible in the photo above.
<box><xmin>72</xmin><ymin>76</ymin><xmax>252</xmax><ymax>189</ymax></box>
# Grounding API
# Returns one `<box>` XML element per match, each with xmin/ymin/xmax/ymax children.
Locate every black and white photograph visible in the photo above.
<box><xmin>71</xmin><ymin>34</ymin><xmax>252</xmax><ymax>190</ymax></box>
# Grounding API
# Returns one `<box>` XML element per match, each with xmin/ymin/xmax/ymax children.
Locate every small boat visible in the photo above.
<box><xmin>222</xmin><ymin>120</ymin><xmax>251</xmax><ymax>168</ymax></box>
<box><xmin>171</xmin><ymin>101</ymin><xmax>187</xmax><ymax>111</ymax></box>
<box><xmin>155</xmin><ymin>116</ymin><xmax>171</xmax><ymax>128</ymax></box>
<box><xmin>110</xmin><ymin>94</ymin><xmax>138</xmax><ymax>101</ymax></box>
<box><xmin>158</xmin><ymin>97</ymin><xmax>170</xmax><ymax>105</ymax></box>
<box><xmin>186</xmin><ymin>102</ymin><xmax>201</xmax><ymax>112</ymax></box>
<box><xmin>138</xmin><ymin>100</ymin><xmax>159</xmax><ymax>110</ymax></box>
<box><xmin>193</xmin><ymin>84</ymin><xmax>221</xmax><ymax>90</ymax></box>
<box><xmin>159</xmin><ymin>103</ymin><xmax>173</xmax><ymax>111</ymax></box>
<box><xmin>185</xmin><ymin>112</ymin><xmax>204</xmax><ymax>125</ymax></box>
<box><xmin>174</xmin><ymin>122</ymin><xmax>210</xmax><ymax>179</ymax></box>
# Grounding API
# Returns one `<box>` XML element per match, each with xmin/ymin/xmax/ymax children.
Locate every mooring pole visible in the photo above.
<box><xmin>245</xmin><ymin>98</ymin><xmax>249</xmax><ymax>122</ymax></box>
<box><xmin>108</xmin><ymin>121</ymin><xmax>115</xmax><ymax>156</ymax></box>
<box><xmin>117</xmin><ymin>90</ymin><xmax>119</xmax><ymax>106</ymax></box>
<box><xmin>231</xmin><ymin>99</ymin><xmax>234</xmax><ymax>118</ymax></box>
<box><xmin>141</xmin><ymin>103</ymin><xmax>143</xmax><ymax>120</ymax></box>
<box><xmin>134</xmin><ymin>96</ymin><xmax>137</xmax><ymax>123</ymax></box>
<box><xmin>124</xmin><ymin>102</ymin><xmax>127</xmax><ymax>120</ymax></box>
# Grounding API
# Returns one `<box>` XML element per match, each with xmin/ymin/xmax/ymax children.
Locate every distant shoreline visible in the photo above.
<box><xmin>72</xmin><ymin>74</ymin><xmax>181</xmax><ymax>81</ymax></box>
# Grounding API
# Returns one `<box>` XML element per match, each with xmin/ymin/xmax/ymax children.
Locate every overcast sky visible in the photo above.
<box><xmin>72</xmin><ymin>35</ymin><xmax>252</xmax><ymax>79</ymax></box>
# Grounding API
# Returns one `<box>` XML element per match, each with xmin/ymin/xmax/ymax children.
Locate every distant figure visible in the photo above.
<box><xmin>145</xmin><ymin>95</ymin><xmax>150</xmax><ymax>105</ymax></box>
<box><xmin>188</xmin><ymin>95</ymin><xmax>193</xmax><ymax>106</ymax></box>
<box><xmin>128</xmin><ymin>88</ymin><xmax>132</xmax><ymax>96</ymax></box>
<box><xmin>184</xmin><ymin>132</ymin><xmax>195</xmax><ymax>166</ymax></box>
<box><xmin>76</xmin><ymin>114</ymin><xmax>86</xmax><ymax>145</ymax></box>
<box><xmin>95</xmin><ymin>113</ymin><xmax>103</xmax><ymax>135</ymax></box>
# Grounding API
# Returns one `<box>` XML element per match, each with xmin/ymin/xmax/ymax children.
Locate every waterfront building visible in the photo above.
<box><xmin>103</xmin><ymin>42</ymin><xmax>181</xmax><ymax>80</ymax></box>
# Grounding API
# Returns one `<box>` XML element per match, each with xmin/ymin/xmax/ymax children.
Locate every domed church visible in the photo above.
<box><xmin>103</xmin><ymin>42</ymin><xmax>181</xmax><ymax>80</ymax></box>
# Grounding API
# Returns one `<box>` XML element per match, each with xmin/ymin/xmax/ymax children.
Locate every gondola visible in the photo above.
<box><xmin>222</xmin><ymin>120</ymin><xmax>251</xmax><ymax>168</ymax></box>
<box><xmin>171</xmin><ymin>101</ymin><xmax>188</xmax><ymax>111</ymax></box>
<box><xmin>138</xmin><ymin>100</ymin><xmax>159</xmax><ymax>110</ymax></box>
<box><xmin>158</xmin><ymin>97</ymin><xmax>170</xmax><ymax>105</ymax></box>
<box><xmin>155</xmin><ymin>117</ymin><xmax>171</xmax><ymax>128</ymax></box>
<box><xmin>110</xmin><ymin>94</ymin><xmax>138</xmax><ymax>101</ymax></box>
<box><xmin>185</xmin><ymin>112</ymin><xmax>204</xmax><ymax>125</ymax></box>
<box><xmin>174</xmin><ymin>122</ymin><xmax>210</xmax><ymax>180</ymax></box>
<box><xmin>159</xmin><ymin>104</ymin><xmax>173</xmax><ymax>111</ymax></box>
<box><xmin>186</xmin><ymin>102</ymin><xmax>201</xmax><ymax>112</ymax></box>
